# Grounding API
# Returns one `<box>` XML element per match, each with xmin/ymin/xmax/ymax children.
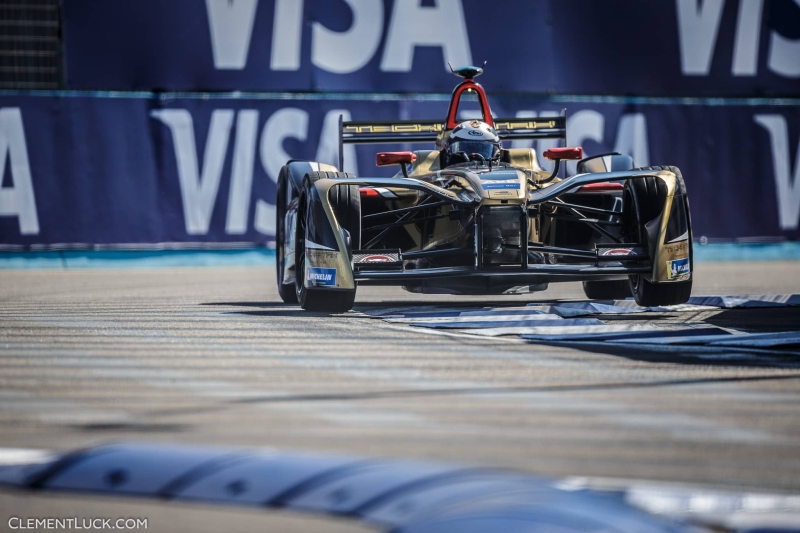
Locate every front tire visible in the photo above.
<box><xmin>624</xmin><ymin>166</ymin><xmax>692</xmax><ymax>307</ymax></box>
<box><xmin>582</xmin><ymin>280</ymin><xmax>632</xmax><ymax>300</ymax></box>
<box><xmin>295</xmin><ymin>172</ymin><xmax>359</xmax><ymax>313</ymax></box>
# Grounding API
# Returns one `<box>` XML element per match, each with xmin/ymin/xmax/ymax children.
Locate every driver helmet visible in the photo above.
<box><xmin>443</xmin><ymin>120</ymin><xmax>501</xmax><ymax>166</ymax></box>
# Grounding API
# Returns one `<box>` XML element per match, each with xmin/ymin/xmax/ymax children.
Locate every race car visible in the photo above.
<box><xmin>275</xmin><ymin>65</ymin><xmax>693</xmax><ymax>312</ymax></box>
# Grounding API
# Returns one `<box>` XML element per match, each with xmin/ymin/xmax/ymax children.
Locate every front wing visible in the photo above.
<box><xmin>299</xmin><ymin>169</ymin><xmax>686</xmax><ymax>291</ymax></box>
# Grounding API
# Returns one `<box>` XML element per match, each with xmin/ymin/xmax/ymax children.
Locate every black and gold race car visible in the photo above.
<box><xmin>275</xmin><ymin>66</ymin><xmax>692</xmax><ymax>312</ymax></box>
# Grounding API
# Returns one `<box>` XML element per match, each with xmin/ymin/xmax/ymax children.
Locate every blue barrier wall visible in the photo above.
<box><xmin>0</xmin><ymin>93</ymin><xmax>797</xmax><ymax>247</ymax></box>
<box><xmin>62</xmin><ymin>0</ymin><xmax>800</xmax><ymax>95</ymax></box>
<box><xmin>1</xmin><ymin>1</ymin><xmax>798</xmax><ymax>249</ymax></box>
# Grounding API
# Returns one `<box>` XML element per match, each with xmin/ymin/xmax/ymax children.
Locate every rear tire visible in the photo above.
<box><xmin>275</xmin><ymin>165</ymin><xmax>298</xmax><ymax>303</ymax></box>
<box><xmin>296</xmin><ymin>172</ymin><xmax>359</xmax><ymax>313</ymax></box>
<box><xmin>624</xmin><ymin>166</ymin><xmax>692</xmax><ymax>307</ymax></box>
<box><xmin>582</xmin><ymin>280</ymin><xmax>632</xmax><ymax>300</ymax></box>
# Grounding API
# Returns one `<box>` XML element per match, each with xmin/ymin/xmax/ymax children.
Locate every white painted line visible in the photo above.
<box><xmin>610</xmin><ymin>294</ymin><xmax>800</xmax><ymax>311</ymax></box>
<box><xmin>557</xmin><ymin>475</ymin><xmax>800</xmax><ymax>531</ymax></box>
<box><xmin>462</xmin><ymin>324</ymin><xmax>659</xmax><ymax>337</ymax></box>
<box><xmin>372</xmin><ymin>321</ymin><xmax>527</xmax><ymax>344</ymax></box>
<box><xmin>528</xmin><ymin>302</ymin><xmax>646</xmax><ymax>317</ymax></box>
<box><xmin>385</xmin><ymin>313</ymin><xmax>563</xmax><ymax>324</ymax></box>
<box><xmin>0</xmin><ymin>447</ymin><xmax>55</xmax><ymax>466</ymax></box>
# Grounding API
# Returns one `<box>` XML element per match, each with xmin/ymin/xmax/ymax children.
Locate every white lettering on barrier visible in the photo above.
<box><xmin>150</xmin><ymin>109</ymin><xmax>233</xmax><ymax>235</ymax></box>
<box><xmin>381</xmin><ymin>0</ymin><xmax>471</xmax><ymax>72</ymax></box>
<box><xmin>0</xmin><ymin>108</ymin><xmax>39</xmax><ymax>235</ymax></box>
<box><xmin>255</xmin><ymin>108</ymin><xmax>360</xmax><ymax>234</ymax></box>
<box><xmin>732</xmin><ymin>0</ymin><xmax>800</xmax><ymax>78</ymax></box>
<box><xmin>566</xmin><ymin>110</ymin><xmax>604</xmax><ymax>175</ymax></box>
<box><xmin>255</xmin><ymin>107</ymin><xmax>308</xmax><ymax>236</ymax></box>
<box><xmin>154</xmin><ymin>106</ymin><xmax>347</xmax><ymax>237</ymax></box>
<box><xmin>677</xmin><ymin>0</ymin><xmax>800</xmax><ymax>78</ymax></box>
<box><xmin>206</xmin><ymin>0</ymin><xmax>796</xmax><ymax>80</ymax></box>
<box><xmin>260</xmin><ymin>108</ymin><xmax>307</xmax><ymax>185</ymax></box>
<box><xmin>767</xmin><ymin>0</ymin><xmax>800</xmax><ymax>78</ymax></box>
<box><xmin>511</xmin><ymin>110</ymin><xmax>560</xmax><ymax>172</ymax></box>
<box><xmin>205</xmin><ymin>0</ymin><xmax>258</xmax><ymax>69</ymax></box>
<box><xmin>227</xmin><ymin>109</ymin><xmax>258</xmax><ymax>234</ymax></box>
<box><xmin>676</xmin><ymin>0</ymin><xmax>725</xmax><ymax>75</ymax></box>
<box><xmin>223</xmin><ymin>0</ymin><xmax>472</xmax><ymax>74</ymax></box>
<box><xmin>511</xmin><ymin>110</ymin><xmax>649</xmax><ymax>172</ymax></box>
<box><xmin>613</xmin><ymin>113</ymin><xmax>650</xmax><ymax>168</ymax></box>
<box><xmin>731</xmin><ymin>0</ymin><xmax>762</xmax><ymax>76</ymax></box>
<box><xmin>271</xmin><ymin>0</ymin><xmax>304</xmax><ymax>71</ymax></box>
<box><xmin>312</xmin><ymin>0</ymin><xmax>384</xmax><ymax>74</ymax></box>
<box><xmin>754</xmin><ymin>114</ymin><xmax>800</xmax><ymax>231</ymax></box>
<box><xmin>316</xmin><ymin>109</ymin><xmax>359</xmax><ymax>175</ymax></box>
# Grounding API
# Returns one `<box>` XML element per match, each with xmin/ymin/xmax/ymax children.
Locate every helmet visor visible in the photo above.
<box><xmin>450</xmin><ymin>140</ymin><xmax>499</xmax><ymax>160</ymax></box>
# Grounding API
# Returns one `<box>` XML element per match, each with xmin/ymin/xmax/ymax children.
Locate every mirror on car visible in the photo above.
<box><xmin>376</xmin><ymin>151</ymin><xmax>417</xmax><ymax>166</ymax></box>
<box><xmin>543</xmin><ymin>147</ymin><xmax>583</xmax><ymax>160</ymax></box>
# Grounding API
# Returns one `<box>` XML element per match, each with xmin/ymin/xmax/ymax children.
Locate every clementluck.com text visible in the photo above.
<box><xmin>8</xmin><ymin>518</ymin><xmax>147</xmax><ymax>530</ymax></box>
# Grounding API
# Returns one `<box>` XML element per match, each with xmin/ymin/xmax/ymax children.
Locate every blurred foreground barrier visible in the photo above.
<box><xmin>3</xmin><ymin>442</ymin><xmax>798</xmax><ymax>531</ymax></box>
<box><xmin>0</xmin><ymin>93</ymin><xmax>797</xmax><ymax>248</ymax></box>
<box><xmin>0</xmin><ymin>442</ymin><xmax>691</xmax><ymax>532</ymax></box>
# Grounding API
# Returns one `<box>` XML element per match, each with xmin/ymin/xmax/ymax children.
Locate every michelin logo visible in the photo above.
<box><xmin>666</xmin><ymin>257</ymin><xmax>690</xmax><ymax>280</ymax></box>
<box><xmin>307</xmin><ymin>267</ymin><xmax>337</xmax><ymax>287</ymax></box>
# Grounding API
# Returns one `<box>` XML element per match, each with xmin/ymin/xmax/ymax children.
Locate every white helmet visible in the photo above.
<box><xmin>443</xmin><ymin>120</ymin><xmax>501</xmax><ymax>166</ymax></box>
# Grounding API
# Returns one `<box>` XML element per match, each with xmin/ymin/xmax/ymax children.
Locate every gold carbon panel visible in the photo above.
<box><xmin>343</xmin><ymin>123</ymin><xmax>443</xmax><ymax>134</ymax></box>
<box><xmin>494</xmin><ymin>120</ymin><xmax>558</xmax><ymax>130</ymax></box>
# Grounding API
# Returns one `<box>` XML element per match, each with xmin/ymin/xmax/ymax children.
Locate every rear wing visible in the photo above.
<box><xmin>338</xmin><ymin>115</ymin><xmax>566</xmax><ymax>170</ymax></box>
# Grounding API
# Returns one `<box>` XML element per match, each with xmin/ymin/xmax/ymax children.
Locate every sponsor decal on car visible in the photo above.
<box><xmin>663</xmin><ymin>240</ymin><xmax>689</xmax><ymax>256</ymax></box>
<box><xmin>353</xmin><ymin>251</ymin><xmax>401</xmax><ymax>266</ymax></box>
<box><xmin>482</xmin><ymin>182</ymin><xmax>519</xmax><ymax>190</ymax></box>
<box><xmin>307</xmin><ymin>267</ymin><xmax>337</xmax><ymax>287</ymax></box>
<box><xmin>600</xmin><ymin>248</ymin><xmax>633</xmax><ymax>256</ymax></box>
<box><xmin>480</xmin><ymin>171</ymin><xmax>519</xmax><ymax>180</ymax></box>
<box><xmin>666</xmin><ymin>257</ymin><xmax>690</xmax><ymax>280</ymax></box>
<box><xmin>358</xmin><ymin>255</ymin><xmax>394</xmax><ymax>263</ymax></box>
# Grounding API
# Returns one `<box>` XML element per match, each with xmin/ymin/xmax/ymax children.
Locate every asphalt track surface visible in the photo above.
<box><xmin>1</xmin><ymin>261</ymin><xmax>799</xmax><ymax>532</ymax></box>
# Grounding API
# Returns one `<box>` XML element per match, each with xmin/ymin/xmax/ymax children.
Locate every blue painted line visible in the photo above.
<box><xmin>0</xmin><ymin>249</ymin><xmax>275</xmax><ymax>269</ymax></box>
